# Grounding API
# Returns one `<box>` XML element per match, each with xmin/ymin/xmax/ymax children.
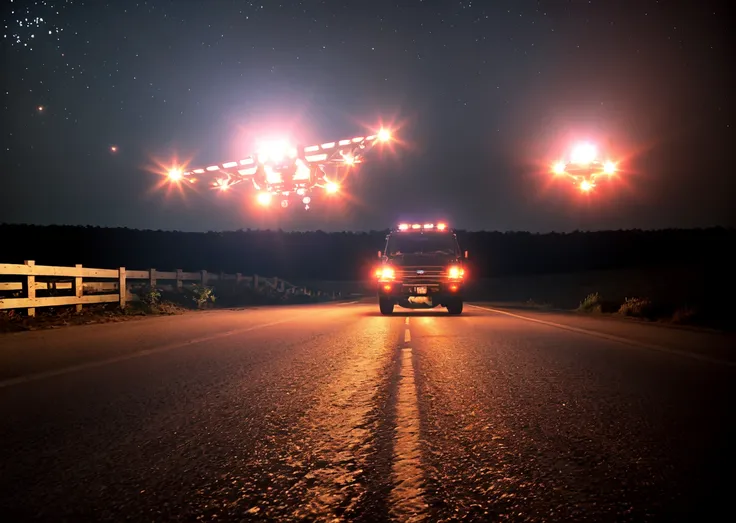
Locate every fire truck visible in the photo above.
<box><xmin>375</xmin><ymin>222</ymin><xmax>468</xmax><ymax>315</ymax></box>
<box><xmin>165</xmin><ymin>128</ymin><xmax>393</xmax><ymax>210</ymax></box>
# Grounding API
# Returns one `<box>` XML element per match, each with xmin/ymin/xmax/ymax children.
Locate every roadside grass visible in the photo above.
<box><xmin>0</xmin><ymin>283</ymin><xmax>341</xmax><ymax>333</ymax></box>
<box><xmin>574</xmin><ymin>292</ymin><xmax>728</xmax><ymax>331</ymax></box>
<box><xmin>0</xmin><ymin>301</ymin><xmax>184</xmax><ymax>333</ymax></box>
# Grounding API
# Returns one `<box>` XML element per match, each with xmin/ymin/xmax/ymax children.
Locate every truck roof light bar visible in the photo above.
<box><xmin>396</xmin><ymin>222</ymin><xmax>449</xmax><ymax>231</ymax></box>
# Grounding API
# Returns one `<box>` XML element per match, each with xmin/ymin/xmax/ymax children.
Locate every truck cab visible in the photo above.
<box><xmin>375</xmin><ymin>222</ymin><xmax>468</xmax><ymax>315</ymax></box>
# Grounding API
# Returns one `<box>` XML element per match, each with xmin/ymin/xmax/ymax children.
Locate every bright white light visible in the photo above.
<box><xmin>257</xmin><ymin>140</ymin><xmax>296</xmax><ymax>163</ymax></box>
<box><xmin>264</xmin><ymin>165</ymin><xmax>282</xmax><ymax>184</ymax></box>
<box><xmin>552</xmin><ymin>162</ymin><xmax>566</xmax><ymax>175</ymax></box>
<box><xmin>570</xmin><ymin>142</ymin><xmax>597</xmax><ymax>164</ymax></box>
<box><xmin>168</xmin><ymin>168</ymin><xmax>182</xmax><ymax>181</ymax></box>
<box><xmin>256</xmin><ymin>192</ymin><xmax>272</xmax><ymax>206</ymax></box>
<box><xmin>302</xmin><ymin>196</ymin><xmax>311</xmax><ymax>204</ymax></box>
<box><xmin>325</xmin><ymin>181</ymin><xmax>339</xmax><ymax>193</ymax></box>
<box><xmin>377</xmin><ymin>128</ymin><xmax>391</xmax><ymax>141</ymax></box>
<box><xmin>603</xmin><ymin>161</ymin><xmax>616</xmax><ymax>175</ymax></box>
<box><xmin>580</xmin><ymin>180</ymin><xmax>593</xmax><ymax>192</ymax></box>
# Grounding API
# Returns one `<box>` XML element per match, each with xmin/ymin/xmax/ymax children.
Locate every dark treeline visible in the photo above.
<box><xmin>1</xmin><ymin>224</ymin><xmax>733</xmax><ymax>281</ymax></box>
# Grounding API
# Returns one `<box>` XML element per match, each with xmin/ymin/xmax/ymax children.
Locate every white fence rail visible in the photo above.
<box><xmin>0</xmin><ymin>260</ymin><xmax>312</xmax><ymax>316</ymax></box>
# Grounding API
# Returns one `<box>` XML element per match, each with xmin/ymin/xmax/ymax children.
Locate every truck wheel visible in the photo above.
<box><xmin>446</xmin><ymin>300</ymin><xmax>463</xmax><ymax>315</ymax></box>
<box><xmin>379</xmin><ymin>298</ymin><xmax>394</xmax><ymax>315</ymax></box>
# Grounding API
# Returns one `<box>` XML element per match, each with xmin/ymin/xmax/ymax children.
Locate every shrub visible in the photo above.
<box><xmin>139</xmin><ymin>285</ymin><xmax>162</xmax><ymax>308</ymax></box>
<box><xmin>577</xmin><ymin>292</ymin><xmax>602</xmax><ymax>313</ymax></box>
<box><xmin>671</xmin><ymin>306</ymin><xmax>698</xmax><ymax>325</ymax></box>
<box><xmin>190</xmin><ymin>284</ymin><xmax>216</xmax><ymax>309</ymax></box>
<box><xmin>618</xmin><ymin>297</ymin><xmax>654</xmax><ymax>318</ymax></box>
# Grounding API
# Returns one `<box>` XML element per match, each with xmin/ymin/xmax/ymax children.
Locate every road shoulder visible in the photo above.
<box><xmin>469</xmin><ymin>302</ymin><xmax>736</xmax><ymax>367</ymax></box>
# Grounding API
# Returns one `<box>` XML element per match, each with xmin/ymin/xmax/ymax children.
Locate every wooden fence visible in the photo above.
<box><xmin>0</xmin><ymin>260</ymin><xmax>315</xmax><ymax>317</ymax></box>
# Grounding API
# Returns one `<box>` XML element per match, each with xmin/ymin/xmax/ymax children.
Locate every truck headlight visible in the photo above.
<box><xmin>379</xmin><ymin>267</ymin><xmax>395</xmax><ymax>281</ymax></box>
<box><xmin>447</xmin><ymin>266</ymin><xmax>464</xmax><ymax>280</ymax></box>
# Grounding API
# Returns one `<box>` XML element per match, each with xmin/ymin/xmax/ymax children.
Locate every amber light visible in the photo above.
<box><xmin>383</xmin><ymin>284</ymin><xmax>392</xmax><ymax>291</ymax></box>
<box><xmin>447</xmin><ymin>266</ymin><xmax>464</xmax><ymax>279</ymax></box>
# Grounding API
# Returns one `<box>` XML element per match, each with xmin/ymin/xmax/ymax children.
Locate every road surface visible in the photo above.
<box><xmin>0</xmin><ymin>300</ymin><xmax>734</xmax><ymax>522</ymax></box>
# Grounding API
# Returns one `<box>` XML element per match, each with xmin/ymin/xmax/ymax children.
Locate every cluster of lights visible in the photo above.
<box><xmin>550</xmin><ymin>141</ymin><xmax>620</xmax><ymax>192</ymax></box>
<box><xmin>161</xmin><ymin>126</ymin><xmax>392</xmax><ymax>209</ymax></box>
<box><xmin>173</xmin><ymin>127</ymin><xmax>393</xmax><ymax>181</ymax></box>
<box><xmin>397</xmin><ymin>222</ymin><xmax>447</xmax><ymax>231</ymax></box>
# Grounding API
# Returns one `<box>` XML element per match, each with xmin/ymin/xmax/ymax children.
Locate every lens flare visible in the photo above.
<box><xmin>256</xmin><ymin>191</ymin><xmax>272</xmax><ymax>205</ymax></box>
<box><xmin>552</xmin><ymin>162</ymin><xmax>566</xmax><ymax>175</ymax></box>
<box><xmin>570</xmin><ymin>142</ymin><xmax>597</xmax><ymax>164</ymax></box>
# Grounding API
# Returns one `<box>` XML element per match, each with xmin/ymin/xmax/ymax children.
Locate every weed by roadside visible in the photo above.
<box><xmin>1</xmin><ymin>282</ymin><xmax>341</xmax><ymax>333</ymax></box>
<box><xmin>571</xmin><ymin>291</ymin><xmax>730</xmax><ymax>331</ymax></box>
<box><xmin>617</xmin><ymin>297</ymin><xmax>655</xmax><ymax>318</ymax></box>
<box><xmin>577</xmin><ymin>292</ymin><xmax>603</xmax><ymax>313</ymax></box>
<box><xmin>671</xmin><ymin>306</ymin><xmax>699</xmax><ymax>325</ymax></box>
<box><xmin>0</xmin><ymin>300</ymin><xmax>187</xmax><ymax>333</ymax></box>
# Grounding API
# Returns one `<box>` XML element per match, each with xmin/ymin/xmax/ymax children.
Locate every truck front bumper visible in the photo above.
<box><xmin>377</xmin><ymin>281</ymin><xmax>464</xmax><ymax>305</ymax></box>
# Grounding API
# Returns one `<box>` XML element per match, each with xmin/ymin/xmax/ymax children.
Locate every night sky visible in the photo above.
<box><xmin>1</xmin><ymin>1</ymin><xmax>732</xmax><ymax>232</ymax></box>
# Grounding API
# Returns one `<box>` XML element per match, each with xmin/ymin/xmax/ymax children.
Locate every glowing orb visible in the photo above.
<box><xmin>552</xmin><ymin>162</ymin><xmax>566</xmax><ymax>175</ymax></box>
<box><xmin>256</xmin><ymin>191</ymin><xmax>272</xmax><ymax>206</ymax></box>
<box><xmin>570</xmin><ymin>142</ymin><xmax>597</xmax><ymax>164</ymax></box>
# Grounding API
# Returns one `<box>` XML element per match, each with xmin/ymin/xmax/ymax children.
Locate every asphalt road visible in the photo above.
<box><xmin>1</xmin><ymin>300</ymin><xmax>734</xmax><ymax>522</ymax></box>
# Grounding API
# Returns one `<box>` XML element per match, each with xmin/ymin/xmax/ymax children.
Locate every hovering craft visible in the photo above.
<box><xmin>167</xmin><ymin>128</ymin><xmax>393</xmax><ymax>210</ymax></box>
<box><xmin>550</xmin><ymin>141</ymin><xmax>619</xmax><ymax>192</ymax></box>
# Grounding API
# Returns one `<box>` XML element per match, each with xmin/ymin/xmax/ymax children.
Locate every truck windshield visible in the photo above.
<box><xmin>386</xmin><ymin>232</ymin><xmax>457</xmax><ymax>256</ymax></box>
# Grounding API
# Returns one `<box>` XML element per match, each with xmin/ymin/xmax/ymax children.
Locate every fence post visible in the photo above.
<box><xmin>149</xmin><ymin>268</ymin><xmax>157</xmax><ymax>288</ymax></box>
<box><xmin>119</xmin><ymin>267</ymin><xmax>127</xmax><ymax>308</ymax></box>
<box><xmin>74</xmin><ymin>264</ymin><xmax>83</xmax><ymax>313</ymax></box>
<box><xmin>201</xmin><ymin>270</ymin><xmax>208</xmax><ymax>286</ymax></box>
<box><xmin>176</xmin><ymin>269</ymin><xmax>183</xmax><ymax>290</ymax></box>
<box><xmin>25</xmin><ymin>260</ymin><xmax>36</xmax><ymax>317</ymax></box>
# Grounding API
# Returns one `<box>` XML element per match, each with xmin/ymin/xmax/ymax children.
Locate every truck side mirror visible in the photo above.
<box><xmin>377</xmin><ymin>250</ymin><xmax>382</xmax><ymax>258</ymax></box>
<box><xmin>464</xmin><ymin>250</ymin><xmax>469</xmax><ymax>259</ymax></box>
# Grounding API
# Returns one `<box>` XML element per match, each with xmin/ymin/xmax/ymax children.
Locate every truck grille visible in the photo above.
<box><xmin>396</xmin><ymin>266</ymin><xmax>445</xmax><ymax>285</ymax></box>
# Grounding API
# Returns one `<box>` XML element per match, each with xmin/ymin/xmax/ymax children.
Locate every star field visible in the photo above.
<box><xmin>1</xmin><ymin>0</ymin><xmax>733</xmax><ymax>232</ymax></box>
